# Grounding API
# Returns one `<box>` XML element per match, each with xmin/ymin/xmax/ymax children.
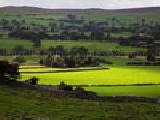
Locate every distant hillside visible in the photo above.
<box><xmin>0</xmin><ymin>6</ymin><xmax>160</xmax><ymax>15</ymax></box>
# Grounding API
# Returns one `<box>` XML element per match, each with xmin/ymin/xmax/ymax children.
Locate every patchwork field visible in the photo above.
<box><xmin>20</xmin><ymin>66</ymin><xmax>160</xmax><ymax>85</ymax></box>
<box><xmin>0</xmin><ymin>39</ymin><xmax>146</xmax><ymax>52</ymax></box>
<box><xmin>41</xmin><ymin>40</ymin><xmax>146</xmax><ymax>52</ymax></box>
<box><xmin>19</xmin><ymin>66</ymin><xmax>160</xmax><ymax>97</ymax></box>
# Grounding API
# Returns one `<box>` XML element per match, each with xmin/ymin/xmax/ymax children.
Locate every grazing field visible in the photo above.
<box><xmin>0</xmin><ymin>85</ymin><xmax>160</xmax><ymax>120</ymax></box>
<box><xmin>20</xmin><ymin>66</ymin><xmax>160</xmax><ymax>85</ymax></box>
<box><xmin>19</xmin><ymin>66</ymin><xmax>160</xmax><ymax>97</ymax></box>
<box><xmin>84</xmin><ymin>13</ymin><xmax>160</xmax><ymax>24</ymax></box>
<box><xmin>0</xmin><ymin>39</ymin><xmax>146</xmax><ymax>52</ymax></box>
<box><xmin>1</xmin><ymin>6</ymin><xmax>160</xmax><ymax>120</ymax></box>
<box><xmin>0</xmin><ymin>39</ymin><xmax>33</xmax><ymax>50</ymax></box>
<box><xmin>1</xmin><ymin>11</ymin><xmax>160</xmax><ymax>25</ymax></box>
<box><xmin>41</xmin><ymin>40</ymin><xmax>146</xmax><ymax>52</ymax></box>
<box><xmin>85</xmin><ymin>86</ymin><xmax>160</xmax><ymax>97</ymax></box>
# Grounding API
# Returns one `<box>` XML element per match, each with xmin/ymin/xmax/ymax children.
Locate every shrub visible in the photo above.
<box><xmin>13</xmin><ymin>56</ymin><xmax>26</xmax><ymax>63</ymax></box>
<box><xmin>58</xmin><ymin>81</ymin><xmax>73</xmax><ymax>91</ymax></box>
<box><xmin>75</xmin><ymin>86</ymin><xmax>84</xmax><ymax>93</ymax></box>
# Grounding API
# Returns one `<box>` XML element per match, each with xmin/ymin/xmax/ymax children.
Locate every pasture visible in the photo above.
<box><xmin>19</xmin><ymin>66</ymin><xmax>160</xmax><ymax>97</ymax></box>
<box><xmin>41</xmin><ymin>40</ymin><xmax>146</xmax><ymax>52</ymax></box>
<box><xmin>0</xmin><ymin>39</ymin><xmax>33</xmax><ymax>50</ymax></box>
<box><xmin>1</xmin><ymin>85</ymin><xmax>160</xmax><ymax>120</ymax></box>
<box><xmin>84</xmin><ymin>13</ymin><xmax>160</xmax><ymax>24</ymax></box>
<box><xmin>0</xmin><ymin>39</ymin><xmax>146</xmax><ymax>52</ymax></box>
<box><xmin>85</xmin><ymin>86</ymin><xmax>160</xmax><ymax>97</ymax></box>
<box><xmin>1</xmin><ymin>12</ymin><xmax>160</xmax><ymax>25</ymax></box>
<box><xmin>20</xmin><ymin>66</ymin><xmax>160</xmax><ymax>85</ymax></box>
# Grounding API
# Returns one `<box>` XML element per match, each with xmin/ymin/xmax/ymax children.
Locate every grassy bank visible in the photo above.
<box><xmin>85</xmin><ymin>86</ymin><xmax>160</xmax><ymax>97</ymax></box>
<box><xmin>0</xmin><ymin>84</ymin><xmax>160</xmax><ymax>120</ymax></box>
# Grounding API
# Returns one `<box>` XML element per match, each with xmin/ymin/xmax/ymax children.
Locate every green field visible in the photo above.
<box><xmin>0</xmin><ymin>39</ymin><xmax>33</xmax><ymax>50</ymax></box>
<box><xmin>1</xmin><ymin>11</ymin><xmax>160</xmax><ymax>25</ymax></box>
<box><xmin>41</xmin><ymin>40</ymin><xmax>146</xmax><ymax>52</ymax></box>
<box><xmin>19</xmin><ymin>66</ymin><xmax>160</xmax><ymax>97</ymax></box>
<box><xmin>20</xmin><ymin>66</ymin><xmax>160</xmax><ymax>85</ymax></box>
<box><xmin>0</xmin><ymin>39</ymin><xmax>146</xmax><ymax>52</ymax></box>
<box><xmin>0</xmin><ymin>84</ymin><xmax>160</xmax><ymax>120</ymax></box>
<box><xmin>0</xmin><ymin>7</ymin><xmax>160</xmax><ymax>120</ymax></box>
<box><xmin>85</xmin><ymin>86</ymin><xmax>160</xmax><ymax>97</ymax></box>
<box><xmin>85</xmin><ymin>13</ymin><xmax>160</xmax><ymax>24</ymax></box>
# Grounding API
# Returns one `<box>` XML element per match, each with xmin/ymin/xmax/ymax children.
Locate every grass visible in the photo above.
<box><xmin>0</xmin><ymin>84</ymin><xmax>160</xmax><ymax>120</ymax></box>
<box><xmin>20</xmin><ymin>66</ymin><xmax>160</xmax><ymax>86</ymax></box>
<box><xmin>0</xmin><ymin>39</ymin><xmax>146</xmax><ymax>52</ymax></box>
<box><xmin>111</xmin><ymin>32</ymin><xmax>133</xmax><ymax>38</ymax></box>
<box><xmin>0</xmin><ymin>56</ymin><xmax>40</xmax><ymax>66</ymax></box>
<box><xmin>85</xmin><ymin>86</ymin><xmax>160</xmax><ymax>97</ymax></box>
<box><xmin>0</xmin><ymin>39</ymin><xmax>33</xmax><ymax>50</ymax></box>
<box><xmin>19</xmin><ymin>65</ymin><xmax>160</xmax><ymax>97</ymax></box>
<box><xmin>84</xmin><ymin>13</ymin><xmax>160</xmax><ymax>24</ymax></box>
<box><xmin>41</xmin><ymin>40</ymin><xmax>146</xmax><ymax>52</ymax></box>
<box><xmin>1</xmin><ymin>12</ymin><xmax>160</xmax><ymax>26</ymax></box>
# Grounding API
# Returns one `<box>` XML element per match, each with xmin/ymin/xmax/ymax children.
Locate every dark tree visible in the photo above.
<box><xmin>67</xmin><ymin>14</ymin><xmax>76</xmax><ymax>20</ymax></box>
<box><xmin>90</xmin><ymin>31</ymin><xmax>105</xmax><ymax>40</ymax></box>
<box><xmin>0</xmin><ymin>61</ymin><xmax>19</xmax><ymax>80</ymax></box>
<box><xmin>147</xmin><ymin>53</ymin><xmax>156</xmax><ymax>62</ymax></box>
<box><xmin>13</xmin><ymin>56</ymin><xmax>26</xmax><ymax>63</ymax></box>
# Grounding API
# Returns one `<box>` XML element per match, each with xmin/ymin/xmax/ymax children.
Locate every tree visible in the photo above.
<box><xmin>33</xmin><ymin>38</ymin><xmax>41</xmax><ymax>48</ymax></box>
<box><xmin>111</xmin><ymin>16</ymin><xmax>116</xmax><ymax>28</ymax></box>
<box><xmin>67</xmin><ymin>14</ymin><xmax>76</xmax><ymax>20</ymax></box>
<box><xmin>0</xmin><ymin>33</ymin><xmax>3</xmax><ymax>38</ymax></box>
<box><xmin>71</xmin><ymin>46</ymin><xmax>88</xmax><ymax>57</ymax></box>
<box><xmin>30</xmin><ymin>77</ymin><xmax>39</xmax><ymax>85</ymax></box>
<box><xmin>106</xmin><ymin>32</ymin><xmax>111</xmax><ymax>40</ymax></box>
<box><xmin>90</xmin><ymin>31</ymin><xmax>105</xmax><ymax>40</ymax></box>
<box><xmin>49</xmin><ymin>22</ymin><xmax>57</xmax><ymax>32</ymax></box>
<box><xmin>0</xmin><ymin>19</ymin><xmax>9</xmax><ymax>31</ymax></box>
<box><xmin>0</xmin><ymin>61</ymin><xmax>19</xmax><ymax>80</ymax></box>
<box><xmin>58</xmin><ymin>81</ymin><xmax>73</xmax><ymax>91</ymax></box>
<box><xmin>59</xmin><ymin>21</ymin><xmax>65</xmax><ymax>29</ymax></box>
<box><xmin>8</xmin><ymin>63</ymin><xmax>20</xmax><ymax>80</ymax></box>
<box><xmin>13</xmin><ymin>45</ymin><xmax>25</xmax><ymax>56</ymax></box>
<box><xmin>75</xmin><ymin>86</ymin><xmax>84</xmax><ymax>93</ymax></box>
<box><xmin>11</xmin><ymin>19</ymin><xmax>21</xmax><ymax>30</ymax></box>
<box><xmin>147</xmin><ymin>53</ymin><xmax>156</xmax><ymax>62</ymax></box>
<box><xmin>141</xmin><ymin>18</ymin><xmax>145</xmax><ymax>26</ymax></box>
<box><xmin>0</xmin><ymin>61</ymin><xmax>9</xmax><ymax>77</ymax></box>
<box><xmin>0</xmin><ymin>48</ymin><xmax>6</xmax><ymax>56</ymax></box>
<box><xmin>13</xmin><ymin>56</ymin><xmax>26</xmax><ymax>63</ymax></box>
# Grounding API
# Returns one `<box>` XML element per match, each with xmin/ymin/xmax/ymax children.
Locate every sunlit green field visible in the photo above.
<box><xmin>20</xmin><ymin>66</ymin><xmax>160</xmax><ymax>97</ymax></box>
<box><xmin>20</xmin><ymin>66</ymin><xmax>160</xmax><ymax>85</ymax></box>
<box><xmin>85</xmin><ymin>86</ymin><xmax>160</xmax><ymax>97</ymax></box>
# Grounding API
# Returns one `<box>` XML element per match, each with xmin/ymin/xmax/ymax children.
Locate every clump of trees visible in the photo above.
<box><xmin>0</xmin><ymin>61</ymin><xmax>19</xmax><ymax>80</ymax></box>
<box><xmin>24</xmin><ymin>77</ymin><xmax>39</xmax><ymax>85</ymax></box>
<box><xmin>40</xmin><ymin>46</ymin><xmax>99</xmax><ymax>68</ymax></box>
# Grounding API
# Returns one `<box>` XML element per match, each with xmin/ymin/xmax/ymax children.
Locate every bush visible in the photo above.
<box><xmin>0</xmin><ymin>60</ymin><xmax>19</xmax><ymax>80</ymax></box>
<box><xmin>13</xmin><ymin>56</ymin><xmax>26</xmax><ymax>63</ymax></box>
<box><xmin>75</xmin><ymin>86</ymin><xmax>84</xmax><ymax>93</ymax></box>
<box><xmin>58</xmin><ymin>81</ymin><xmax>73</xmax><ymax>91</ymax></box>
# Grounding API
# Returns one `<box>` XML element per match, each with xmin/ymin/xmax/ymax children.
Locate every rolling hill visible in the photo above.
<box><xmin>0</xmin><ymin>6</ymin><xmax>160</xmax><ymax>15</ymax></box>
